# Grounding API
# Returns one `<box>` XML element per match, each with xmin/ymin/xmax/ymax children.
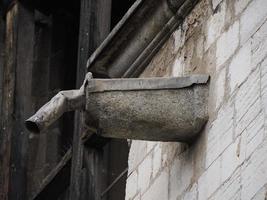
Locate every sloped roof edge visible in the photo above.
<box><xmin>87</xmin><ymin>0</ymin><xmax>199</xmax><ymax>78</ymax></box>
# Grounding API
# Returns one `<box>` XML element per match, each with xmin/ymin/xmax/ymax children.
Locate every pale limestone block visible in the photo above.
<box><xmin>198</xmin><ymin>158</ymin><xmax>221</xmax><ymax>200</ymax></box>
<box><xmin>261</xmin><ymin>58</ymin><xmax>267</xmax><ymax>120</ymax></box>
<box><xmin>251</xmin><ymin>20</ymin><xmax>267</xmax><ymax>68</ymax></box>
<box><xmin>152</xmin><ymin>144</ymin><xmax>162</xmax><ymax>178</ymax></box>
<box><xmin>171</xmin><ymin>57</ymin><xmax>184</xmax><ymax>77</ymax></box>
<box><xmin>236</xmin><ymin>98</ymin><xmax>262</xmax><ymax>137</ymax></box>
<box><xmin>235</xmin><ymin>0</ymin><xmax>251</xmax><ymax>16</ymax></box>
<box><xmin>182</xmin><ymin>183</ymin><xmax>198</xmax><ymax>200</ymax></box>
<box><xmin>241</xmin><ymin>140</ymin><xmax>267</xmax><ymax>200</ymax></box>
<box><xmin>133</xmin><ymin>193</ymin><xmax>141</xmax><ymax>200</ymax></box>
<box><xmin>221</xmin><ymin>139</ymin><xmax>240</xmax><ymax>182</ymax></box>
<box><xmin>234</xmin><ymin>67</ymin><xmax>260</xmax><ymax>121</ymax></box>
<box><xmin>125</xmin><ymin>170</ymin><xmax>138</xmax><ymax>200</ymax></box>
<box><xmin>216</xmin><ymin>21</ymin><xmax>239</xmax><ymax>68</ymax></box>
<box><xmin>214</xmin><ymin>68</ymin><xmax>226</xmax><ymax>110</ymax></box>
<box><xmin>209</xmin><ymin>170</ymin><xmax>241</xmax><ymax>200</ymax></box>
<box><xmin>142</xmin><ymin>170</ymin><xmax>168</xmax><ymax>200</ymax></box>
<box><xmin>173</xmin><ymin>28</ymin><xmax>185</xmax><ymax>53</ymax></box>
<box><xmin>251</xmin><ymin>186</ymin><xmax>267</xmax><ymax>200</ymax></box>
<box><xmin>239</xmin><ymin>111</ymin><xmax>265</xmax><ymax>162</ymax></box>
<box><xmin>206</xmin><ymin>103</ymin><xmax>234</xmax><ymax>168</ymax></box>
<box><xmin>128</xmin><ymin>140</ymin><xmax>147</xmax><ymax>173</ymax></box>
<box><xmin>205</xmin><ymin>1</ymin><xmax>226</xmax><ymax>51</ymax></box>
<box><xmin>137</xmin><ymin>153</ymin><xmax>152</xmax><ymax>194</ymax></box>
<box><xmin>169</xmin><ymin>152</ymin><xmax>194</xmax><ymax>199</ymax></box>
<box><xmin>212</xmin><ymin>0</ymin><xmax>223</xmax><ymax>10</ymax></box>
<box><xmin>228</xmin><ymin>41</ymin><xmax>252</xmax><ymax>94</ymax></box>
<box><xmin>146</xmin><ymin>141</ymin><xmax>157</xmax><ymax>153</ymax></box>
<box><xmin>234</xmin><ymin>68</ymin><xmax>261</xmax><ymax>135</ymax></box>
<box><xmin>240</xmin><ymin>0</ymin><xmax>267</xmax><ymax>45</ymax></box>
<box><xmin>169</xmin><ymin>157</ymin><xmax>181</xmax><ymax>200</ymax></box>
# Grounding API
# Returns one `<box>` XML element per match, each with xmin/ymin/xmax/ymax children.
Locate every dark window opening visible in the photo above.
<box><xmin>111</xmin><ymin>0</ymin><xmax>136</xmax><ymax>28</ymax></box>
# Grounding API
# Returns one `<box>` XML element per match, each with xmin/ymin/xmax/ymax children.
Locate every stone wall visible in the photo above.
<box><xmin>125</xmin><ymin>0</ymin><xmax>267</xmax><ymax>199</ymax></box>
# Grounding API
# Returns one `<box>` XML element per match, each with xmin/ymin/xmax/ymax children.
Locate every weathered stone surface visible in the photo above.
<box><xmin>141</xmin><ymin>169</ymin><xmax>169</xmax><ymax>200</ymax></box>
<box><xmin>86</xmin><ymin>75</ymin><xmax>209</xmax><ymax>142</ymax></box>
<box><xmin>125</xmin><ymin>170</ymin><xmax>138</xmax><ymax>200</ymax></box>
<box><xmin>240</xmin><ymin>0</ymin><xmax>267</xmax><ymax>45</ymax></box>
<box><xmin>137</xmin><ymin>153</ymin><xmax>152</xmax><ymax>194</ymax></box>
<box><xmin>228</xmin><ymin>41</ymin><xmax>252</xmax><ymax>93</ymax></box>
<box><xmin>121</xmin><ymin>1</ymin><xmax>267</xmax><ymax>200</ymax></box>
<box><xmin>198</xmin><ymin>157</ymin><xmax>221</xmax><ymax>200</ymax></box>
<box><xmin>216</xmin><ymin>21</ymin><xmax>239</xmax><ymax>67</ymax></box>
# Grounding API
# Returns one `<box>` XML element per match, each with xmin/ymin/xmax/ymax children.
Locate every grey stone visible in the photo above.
<box><xmin>85</xmin><ymin>75</ymin><xmax>209</xmax><ymax>142</ymax></box>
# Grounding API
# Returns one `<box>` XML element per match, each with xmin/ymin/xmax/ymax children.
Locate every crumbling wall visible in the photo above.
<box><xmin>125</xmin><ymin>0</ymin><xmax>267</xmax><ymax>199</ymax></box>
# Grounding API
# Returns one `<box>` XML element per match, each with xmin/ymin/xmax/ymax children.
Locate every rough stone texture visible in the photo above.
<box><xmin>125</xmin><ymin>0</ymin><xmax>267</xmax><ymax>199</ymax></box>
<box><xmin>86</xmin><ymin>76</ymin><xmax>209</xmax><ymax>142</ymax></box>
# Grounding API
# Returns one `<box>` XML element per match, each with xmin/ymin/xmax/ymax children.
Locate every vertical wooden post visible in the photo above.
<box><xmin>0</xmin><ymin>5</ymin><xmax>5</xmax><ymax>131</ymax></box>
<box><xmin>0</xmin><ymin>2</ymin><xmax>34</xmax><ymax>199</ymax></box>
<box><xmin>69</xmin><ymin>0</ymin><xmax>111</xmax><ymax>199</ymax></box>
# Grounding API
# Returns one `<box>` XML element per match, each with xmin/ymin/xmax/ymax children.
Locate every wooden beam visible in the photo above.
<box><xmin>0</xmin><ymin>4</ymin><xmax>17</xmax><ymax>199</ymax></box>
<box><xmin>31</xmin><ymin>149</ymin><xmax>72</xmax><ymax>200</ymax></box>
<box><xmin>0</xmin><ymin>3</ymin><xmax>5</xmax><ymax>132</ymax></box>
<box><xmin>69</xmin><ymin>0</ymin><xmax>111</xmax><ymax>199</ymax></box>
<box><xmin>0</xmin><ymin>2</ymin><xmax>34</xmax><ymax>199</ymax></box>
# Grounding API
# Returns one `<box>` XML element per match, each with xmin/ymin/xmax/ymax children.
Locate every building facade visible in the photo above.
<box><xmin>0</xmin><ymin>0</ymin><xmax>267</xmax><ymax>199</ymax></box>
<box><xmin>125</xmin><ymin>0</ymin><xmax>267</xmax><ymax>200</ymax></box>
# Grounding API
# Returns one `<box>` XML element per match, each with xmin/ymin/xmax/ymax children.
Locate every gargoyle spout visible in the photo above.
<box><xmin>25</xmin><ymin>73</ymin><xmax>92</xmax><ymax>134</ymax></box>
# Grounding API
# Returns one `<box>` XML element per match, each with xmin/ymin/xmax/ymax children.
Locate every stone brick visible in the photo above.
<box><xmin>172</xmin><ymin>57</ymin><xmax>184</xmax><ymax>77</ymax></box>
<box><xmin>241</xmin><ymin>140</ymin><xmax>267</xmax><ymax>200</ymax></box>
<box><xmin>173</xmin><ymin>28</ymin><xmax>185</xmax><ymax>53</ymax></box>
<box><xmin>169</xmin><ymin>152</ymin><xmax>193</xmax><ymax>200</ymax></box>
<box><xmin>209</xmin><ymin>169</ymin><xmax>241</xmax><ymax>200</ymax></box>
<box><xmin>124</xmin><ymin>1</ymin><xmax>267</xmax><ymax>200</ymax></box>
<box><xmin>235</xmin><ymin>0</ymin><xmax>251</xmax><ymax>16</ymax></box>
<box><xmin>239</xmin><ymin>111</ymin><xmax>265</xmax><ymax>162</ymax></box>
<box><xmin>212</xmin><ymin>0</ymin><xmax>223</xmax><ymax>10</ymax></box>
<box><xmin>205</xmin><ymin>1</ymin><xmax>226</xmax><ymax>50</ymax></box>
<box><xmin>125</xmin><ymin>170</ymin><xmax>138</xmax><ymax>200</ymax></box>
<box><xmin>214</xmin><ymin>68</ymin><xmax>226</xmax><ymax>110</ymax></box>
<box><xmin>133</xmin><ymin>193</ymin><xmax>141</xmax><ymax>200</ymax></box>
<box><xmin>182</xmin><ymin>183</ymin><xmax>198</xmax><ymax>200</ymax></box>
<box><xmin>216</xmin><ymin>21</ymin><xmax>239</xmax><ymax>67</ymax></box>
<box><xmin>128</xmin><ymin>140</ymin><xmax>147</xmax><ymax>173</ymax></box>
<box><xmin>152</xmin><ymin>144</ymin><xmax>162</xmax><ymax>178</ymax></box>
<box><xmin>137</xmin><ymin>153</ymin><xmax>152</xmax><ymax>194</ymax></box>
<box><xmin>228</xmin><ymin>41</ymin><xmax>252</xmax><ymax>94</ymax></box>
<box><xmin>251</xmin><ymin>20</ymin><xmax>267</xmax><ymax>69</ymax></box>
<box><xmin>221</xmin><ymin>139</ymin><xmax>240</xmax><ymax>182</ymax></box>
<box><xmin>236</xmin><ymin>98</ymin><xmax>262</xmax><ymax>138</ymax></box>
<box><xmin>261</xmin><ymin>58</ymin><xmax>267</xmax><ymax>120</ymax></box>
<box><xmin>240</xmin><ymin>0</ymin><xmax>267</xmax><ymax>45</ymax></box>
<box><xmin>251</xmin><ymin>186</ymin><xmax>267</xmax><ymax>200</ymax></box>
<box><xmin>206</xmin><ymin>103</ymin><xmax>234</xmax><ymax>168</ymax></box>
<box><xmin>234</xmin><ymin>68</ymin><xmax>261</xmax><ymax>136</ymax></box>
<box><xmin>198</xmin><ymin>157</ymin><xmax>221</xmax><ymax>200</ymax></box>
<box><xmin>142</xmin><ymin>170</ymin><xmax>168</xmax><ymax>200</ymax></box>
<box><xmin>146</xmin><ymin>141</ymin><xmax>157</xmax><ymax>153</ymax></box>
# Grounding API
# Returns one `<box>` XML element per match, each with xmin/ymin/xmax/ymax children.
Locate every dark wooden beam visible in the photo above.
<box><xmin>0</xmin><ymin>4</ymin><xmax>19</xmax><ymax>199</ymax></box>
<box><xmin>31</xmin><ymin>149</ymin><xmax>72</xmax><ymax>200</ymax></box>
<box><xmin>0</xmin><ymin>2</ymin><xmax>35</xmax><ymax>199</ymax></box>
<box><xmin>69</xmin><ymin>0</ymin><xmax>111</xmax><ymax>199</ymax></box>
<box><xmin>0</xmin><ymin>3</ymin><xmax>5</xmax><ymax>132</ymax></box>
